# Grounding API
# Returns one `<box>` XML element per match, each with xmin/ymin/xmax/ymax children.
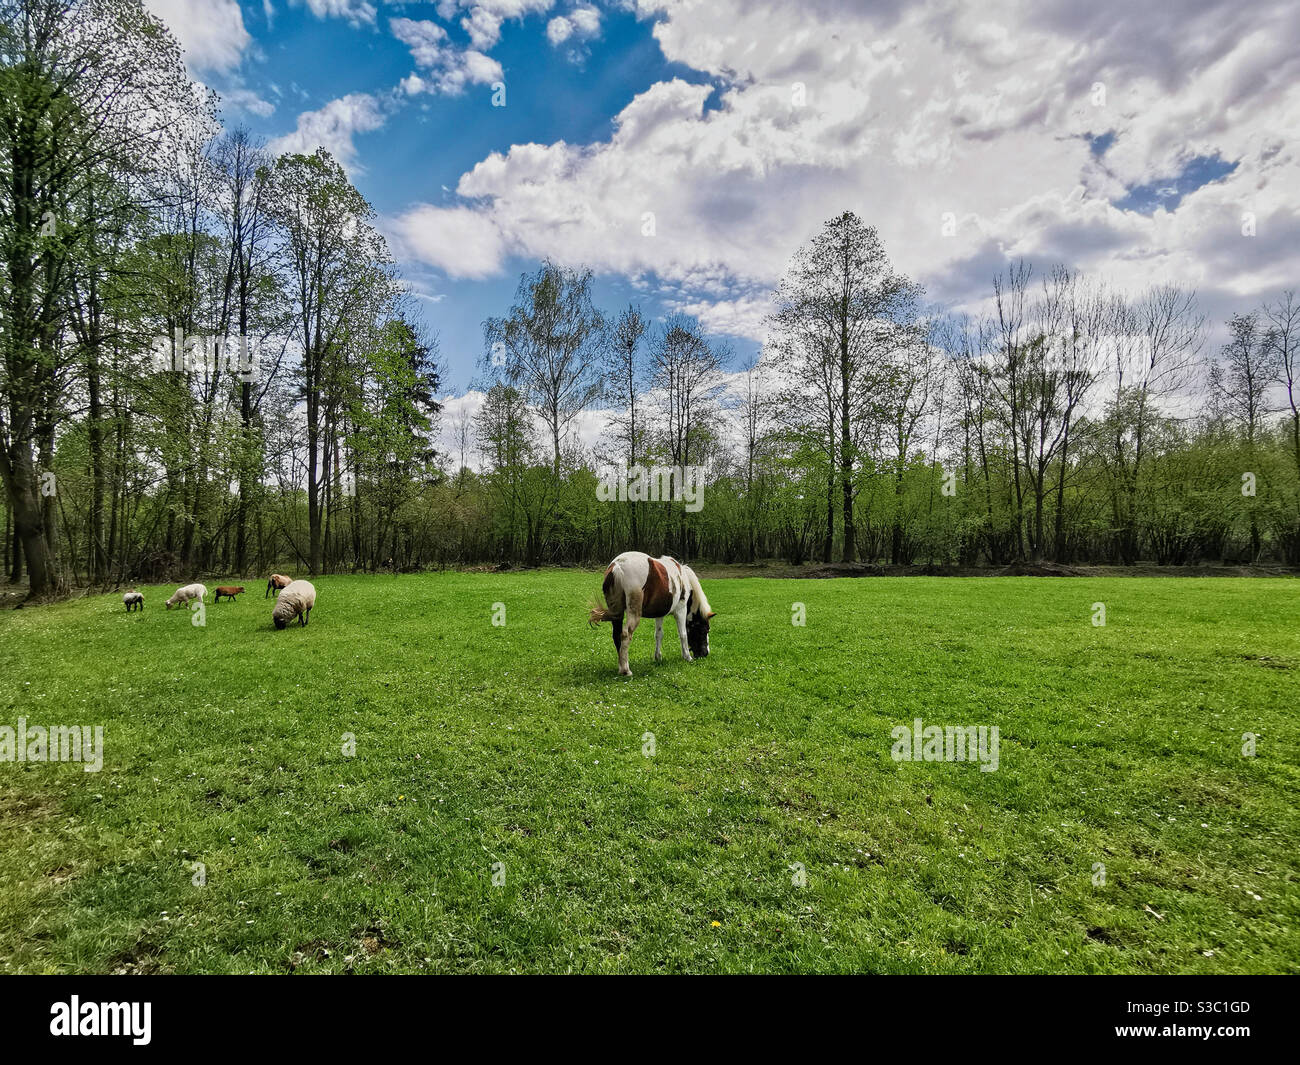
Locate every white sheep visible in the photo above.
<box><xmin>165</xmin><ymin>583</ymin><xmax>207</xmax><ymax>610</ymax></box>
<box><xmin>123</xmin><ymin>590</ymin><xmax>144</xmax><ymax>612</ymax></box>
<box><xmin>272</xmin><ymin>580</ymin><xmax>316</xmax><ymax>629</ymax></box>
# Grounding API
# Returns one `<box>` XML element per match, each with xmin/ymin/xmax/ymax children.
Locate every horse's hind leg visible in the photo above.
<box><xmin>618</xmin><ymin>611</ymin><xmax>640</xmax><ymax>677</ymax></box>
<box><xmin>654</xmin><ymin>618</ymin><xmax>664</xmax><ymax>661</ymax></box>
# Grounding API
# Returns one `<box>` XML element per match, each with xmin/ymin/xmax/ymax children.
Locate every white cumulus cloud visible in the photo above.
<box><xmin>392</xmin><ymin>17</ymin><xmax>504</xmax><ymax>94</ymax></box>
<box><xmin>547</xmin><ymin>5</ymin><xmax>601</xmax><ymax>49</ymax></box>
<box><xmin>388</xmin><ymin>205</ymin><xmax>511</xmax><ymax>280</ymax></box>
<box><xmin>389</xmin><ymin>0</ymin><xmax>1300</xmax><ymax>339</ymax></box>
<box><xmin>144</xmin><ymin>0</ymin><xmax>251</xmax><ymax>74</ymax></box>
<box><xmin>268</xmin><ymin>93</ymin><xmax>387</xmax><ymax>170</ymax></box>
<box><xmin>293</xmin><ymin>0</ymin><xmax>378</xmax><ymax>26</ymax></box>
<box><xmin>220</xmin><ymin>87</ymin><xmax>276</xmax><ymax>118</ymax></box>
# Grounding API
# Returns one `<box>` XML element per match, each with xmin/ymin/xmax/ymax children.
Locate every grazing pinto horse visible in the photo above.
<box><xmin>589</xmin><ymin>552</ymin><xmax>714</xmax><ymax>677</ymax></box>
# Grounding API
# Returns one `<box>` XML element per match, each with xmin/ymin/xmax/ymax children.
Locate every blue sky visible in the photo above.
<box><xmin>1111</xmin><ymin>154</ymin><xmax>1238</xmax><ymax>216</ymax></box>
<box><xmin>171</xmin><ymin>1</ymin><xmax>740</xmax><ymax>388</ymax></box>
<box><xmin>148</xmin><ymin>0</ymin><xmax>1300</xmax><ymax>397</ymax></box>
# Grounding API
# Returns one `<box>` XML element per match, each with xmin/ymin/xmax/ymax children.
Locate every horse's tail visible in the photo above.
<box><xmin>588</xmin><ymin>560</ymin><xmax>623</xmax><ymax>626</ymax></box>
<box><xmin>588</xmin><ymin>602</ymin><xmax>617</xmax><ymax>626</ymax></box>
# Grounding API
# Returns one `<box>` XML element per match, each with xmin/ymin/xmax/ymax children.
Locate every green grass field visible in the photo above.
<box><xmin>0</xmin><ymin>572</ymin><xmax>1296</xmax><ymax>973</ymax></box>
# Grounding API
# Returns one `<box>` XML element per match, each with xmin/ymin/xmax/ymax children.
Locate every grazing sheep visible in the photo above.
<box><xmin>123</xmin><ymin>590</ymin><xmax>144</xmax><ymax>612</ymax></box>
<box><xmin>214</xmin><ymin>585</ymin><xmax>245</xmax><ymax>603</ymax></box>
<box><xmin>272</xmin><ymin>580</ymin><xmax>316</xmax><ymax>629</ymax></box>
<box><xmin>266</xmin><ymin>573</ymin><xmax>291</xmax><ymax>598</ymax></box>
<box><xmin>165</xmin><ymin>583</ymin><xmax>207</xmax><ymax>610</ymax></box>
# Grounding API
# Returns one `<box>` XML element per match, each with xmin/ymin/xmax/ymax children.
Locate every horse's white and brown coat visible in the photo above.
<box><xmin>591</xmin><ymin>551</ymin><xmax>714</xmax><ymax>676</ymax></box>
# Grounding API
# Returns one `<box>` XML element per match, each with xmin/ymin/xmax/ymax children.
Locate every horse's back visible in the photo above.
<box><xmin>603</xmin><ymin>551</ymin><xmax>682</xmax><ymax>619</ymax></box>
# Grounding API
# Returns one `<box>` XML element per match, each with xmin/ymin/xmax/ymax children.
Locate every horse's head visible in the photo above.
<box><xmin>686</xmin><ymin>607</ymin><xmax>714</xmax><ymax>658</ymax></box>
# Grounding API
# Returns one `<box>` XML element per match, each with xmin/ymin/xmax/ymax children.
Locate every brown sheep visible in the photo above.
<box><xmin>266</xmin><ymin>574</ymin><xmax>291</xmax><ymax>598</ymax></box>
<box><xmin>214</xmin><ymin>586</ymin><xmax>245</xmax><ymax>602</ymax></box>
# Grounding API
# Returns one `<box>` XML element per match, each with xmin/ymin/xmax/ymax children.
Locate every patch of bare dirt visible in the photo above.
<box><xmin>287</xmin><ymin>940</ymin><xmax>334</xmax><ymax>971</ymax></box>
<box><xmin>696</xmin><ymin>561</ymin><xmax>1300</xmax><ymax>580</ymax></box>
<box><xmin>0</xmin><ymin>791</ymin><xmax>60</xmax><ymax>826</ymax></box>
<box><xmin>106</xmin><ymin>940</ymin><xmax>170</xmax><ymax>975</ymax></box>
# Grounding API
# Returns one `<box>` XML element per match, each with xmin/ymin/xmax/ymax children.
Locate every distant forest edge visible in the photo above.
<box><xmin>3</xmin><ymin>2</ymin><xmax>1299</xmax><ymax>599</ymax></box>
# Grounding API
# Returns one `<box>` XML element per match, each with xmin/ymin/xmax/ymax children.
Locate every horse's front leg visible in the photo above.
<box><xmin>654</xmin><ymin>618</ymin><xmax>664</xmax><ymax>662</ymax></box>
<box><xmin>675</xmin><ymin>608</ymin><xmax>692</xmax><ymax>662</ymax></box>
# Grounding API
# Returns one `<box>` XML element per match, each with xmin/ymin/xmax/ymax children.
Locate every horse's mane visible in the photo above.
<box><xmin>684</xmin><ymin>565</ymin><xmax>712</xmax><ymax>617</ymax></box>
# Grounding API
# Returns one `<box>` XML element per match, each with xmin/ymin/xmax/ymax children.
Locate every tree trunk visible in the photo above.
<box><xmin>891</xmin><ymin>460</ymin><xmax>905</xmax><ymax>565</ymax></box>
<box><xmin>308</xmin><ymin>385</ymin><xmax>322</xmax><ymax>574</ymax></box>
<box><xmin>823</xmin><ymin>467</ymin><xmax>835</xmax><ymax>563</ymax></box>
<box><xmin>87</xmin><ymin>345</ymin><xmax>107</xmax><ymax>583</ymax></box>
<box><xmin>840</xmin><ymin>335</ymin><xmax>855</xmax><ymax>562</ymax></box>
<box><xmin>2</xmin><ymin>445</ymin><xmax>58</xmax><ymax>598</ymax></box>
<box><xmin>1053</xmin><ymin>424</ymin><xmax>1071</xmax><ymax>563</ymax></box>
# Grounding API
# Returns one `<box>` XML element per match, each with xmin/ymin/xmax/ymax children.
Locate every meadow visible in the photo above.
<box><xmin>0</xmin><ymin>571</ymin><xmax>1296</xmax><ymax>974</ymax></box>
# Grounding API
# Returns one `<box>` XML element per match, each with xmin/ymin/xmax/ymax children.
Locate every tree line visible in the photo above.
<box><xmin>3</xmin><ymin>0</ymin><xmax>1298</xmax><ymax>602</ymax></box>
<box><xmin>2</xmin><ymin>0</ymin><xmax>439</xmax><ymax>597</ymax></box>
